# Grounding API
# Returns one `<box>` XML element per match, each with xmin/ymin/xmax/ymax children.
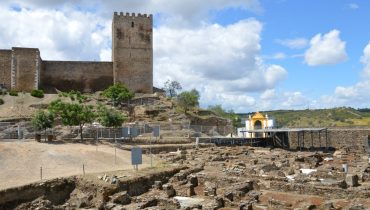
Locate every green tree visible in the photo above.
<box><xmin>208</xmin><ymin>104</ymin><xmax>227</xmax><ymax>117</ymax></box>
<box><xmin>177</xmin><ymin>89</ymin><xmax>200</xmax><ymax>113</ymax></box>
<box><xmin>102</xmin><ymin>83</ymin><xmax>134</xmax><ymax>107</ymax></box>
<box><xmin>164</xmin><ymin>80</ymin><xmax>182</xmax><ymax>98</ymax></box>
<box><xmin>208</xmin><ymin>104</ymin><xmax>242</xmax><ymax>128</ymax></box>
<box><xmin>97</xmin><ymin>106</ymin><xmax>126</xmax><ymax>142</ymax></box>
<box><xmin>48</xmin><ymin>100</ymin><xmax>95</xmax><ymax>141</ymax></box>
<box><xmin>32</xmin><ymin>110</ymin><xmax>54</xmax><ymax>141</ymax></box>
<box><xmin>48</xmin><ymin>99</ymin><xmax>65</xmax><ymax>114</ymax></box>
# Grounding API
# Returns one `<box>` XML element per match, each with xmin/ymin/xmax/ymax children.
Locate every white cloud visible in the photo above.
<box><xmin>277</xmin><ymin>38</ymin><xmax>308</xmax><ymax>49</ymax></box>
<box><xmin>255</xmin><ymin>90</ymin><xmax>312</xmax><ymax>111</ymax></box>
<box><xmin>361</xmin><ymin>42</ymin><xmax>370</xmax><ymax>78</ymax></box>
<box><xmin>154</xmin><ymin>19</ymin><xmax>287</xmax><ymax>112</ymax></box>
<box><xmin>264</xmin><ymin>52</ymin><xmax>287</xmax><ymax>60</ymax></box>
<box><xmin>318</xmin><ymin>42</ymin><xmax>370</xmax><ymax>108</ymax></box>
<box><xmin>4</xmin><ymin>0</ymin><xmax>262</xmax><ymax>27</ymax></box>
<box><xmin>304</xmin><ymin>30</ymin><xmax>347</xmax><ymax>66</ymax></box>
<box><xmin>0</xmin><ymin>6</ymin><xmax>111</xmax><ymax>61</ymax></box>
<box><xmin>281</xmin><ymin>92</ymin><xmax>310</xmax><ymax>108</ymax></box>
<box><xmin>349</xmin><ymin>3</ymin><xmax>359</xmax><ymax>10</ymax></box>
<box><xmin>260</xmin><ymin>89</ymin><xmax>276</xmax><ymax>100</ymax></box>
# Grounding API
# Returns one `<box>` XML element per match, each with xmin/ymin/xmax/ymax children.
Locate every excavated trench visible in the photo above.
<box><xmin>2</xmin><ymin>145</ymin><xmax>370</xmax><ymax>209</ymax></box>
<box><xmin>0</xmin><ymin>166</ymin><xmax>187</xmax><ymax>210</ymax></box>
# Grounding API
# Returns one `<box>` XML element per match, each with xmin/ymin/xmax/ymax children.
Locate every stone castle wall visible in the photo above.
<box><xmin>11</xmin><ymin>48</ymin><xmax>41</xmax><ymax>92</ymax></box>
<box><xmin>288</xmin><ymin>128</ymin><xmax>370</xmax><ymax>153</ymax></box>
<box><xmin>41</xmin><ymin>61</ymin><xmax>113</xmax><ymax>92</ymax></box>
<box><xmin>0</xmin><ymin>50</ymin><xmax>12</xmax><ymax>90</ymax></box>
<box><xmin>112</xmin><ymin>12</ymin><xmax>153</xmax><ymax>93</ymax></box>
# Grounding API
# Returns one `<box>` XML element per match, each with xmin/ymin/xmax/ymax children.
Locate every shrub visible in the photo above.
<box><xmin>9</xmin><ymin>90</ymin><xmax>18</xmax><ymax>96</ymax></box>
<box><xmin>102</xmin><ymin>83</ymin><xmax>134</xmax><ymax>106</ymax></box>
<box><xmin>0</xmin><ymin>98</ymin><xmax>4</xmax><ymax>105</ymax></box>
<box><xmin>31</xmin><ymin>89</ymin><xmax>44</xmax><ymax>98</ymax></box>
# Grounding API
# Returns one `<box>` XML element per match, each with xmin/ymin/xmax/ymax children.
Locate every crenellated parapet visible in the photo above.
<box><xmin>113</xmin><ymin>12</ymin><xmax>152</xmax><ymax>19</ymax></box>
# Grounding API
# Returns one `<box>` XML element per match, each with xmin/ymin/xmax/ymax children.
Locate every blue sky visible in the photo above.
<box><xmin>1</xmin><ymin>0</ymin><xmax>370</xmax><ymax>112</ymax></box>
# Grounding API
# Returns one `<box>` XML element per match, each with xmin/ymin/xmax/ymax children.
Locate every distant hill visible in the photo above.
<box><xmin>237</xmin><ymin>107</ymin><xmax>370</xmax><ymax>128</ymax></box>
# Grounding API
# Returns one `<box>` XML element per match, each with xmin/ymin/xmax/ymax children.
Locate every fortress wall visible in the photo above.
<box><xmin>0</xmin><ymin>50</ymin><xmax>11</xmax><ymax>90</ymax></box>
<box><xmin>11</xmin><ymin>48</ymin><xmax>41</xmax><ymax>92</ymax></box>
<box><xmin>288</xmin><ymin>128</ymin><xmax>370</xmax><ymax>153</ymax></box>
<box><xmin>41</xmin><ymin>61</ymin><xmax>113</xmax><ymax>92</ymax></box>
<box><xmin>112</xmin><ymin>12</ymin><xmax>153</xmax><ymax>93</ymax></box>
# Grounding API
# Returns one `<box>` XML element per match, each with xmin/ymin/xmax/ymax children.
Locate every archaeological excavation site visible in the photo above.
<box><xmin>1</xmin><ymin>128</ymin><xmax>370</xmax><ymax>210</ymax></box>
<box><xmin>1</xmin><ymin>100</ymin><xmax>370</xmax><ymax>210</ymax></box>
<box><xmin>1</xmin><ymin>4</ymin><xmax>370</xmax><ymax>210</ymax></box>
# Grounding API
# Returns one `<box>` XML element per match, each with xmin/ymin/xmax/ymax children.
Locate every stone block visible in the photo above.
<box><xmin>188</xmin><ymin>175</ymin><xmax>198</xmax><ymax>187</ymax></box>
<box><xmin>186</xmin><ymin>184</ymin><xmax>195</xmax><ymax>196</ymax></box>
<box><xmin>110</xmin><ymin>191</ymin><xmax>131</xmax><ymax>205</ymax></box>
<box><xmin>345</xmin><ymin>174</ymin><xmax>359</xmax><ymax>187</ymax></box>
<box><xmin>153</xmin><ymin>181</ymin><xmax>162</xmax><ymax>190</ymax></box>
<box><xmin>163</xmin><ymin>184</ymin><xmax>176</xmax><ymax>198</ymax></box>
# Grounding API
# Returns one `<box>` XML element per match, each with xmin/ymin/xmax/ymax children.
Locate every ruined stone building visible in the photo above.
<box><xmin>0</xmin><ymin>12</ymin><xmax>153</xmax><ymax>93</ymax></box>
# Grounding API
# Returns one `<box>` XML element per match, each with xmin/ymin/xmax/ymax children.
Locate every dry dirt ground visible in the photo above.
<box><xmin>0</xmin><ymin>139</ymin><xmax>158</xmax><ymax>189</ymax></box>
<box><xmin>0</xmin><ymin>93</ymin><xmax>59</xmax><ymax>120</ymax></box>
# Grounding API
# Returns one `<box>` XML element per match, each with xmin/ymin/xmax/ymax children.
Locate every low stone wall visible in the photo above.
<box><xmin>0</xmin><ymin>166</ymin><xmax>187</xmax><ymax>209</ymax></box>
<box><xmin>288</xmin><ymin>128</ymin><xmax>370</xmax><ymax>153</ymax></box>
<box><xmin>0</xmin><ymin>178</ymin><xmax>75</xmax><ymax>209</ymax></box>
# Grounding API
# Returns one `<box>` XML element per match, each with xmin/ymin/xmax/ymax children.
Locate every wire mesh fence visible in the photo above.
<box><xmin>0</xmin><ymin>121</ymin><xmax>236</xmax><ymax>140</ymax></box>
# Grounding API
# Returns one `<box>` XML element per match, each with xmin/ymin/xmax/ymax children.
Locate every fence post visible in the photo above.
<box><xmin>83</xmin><ymin>164</ymin><xmax>85</xmax><ymax>176</ymax></box>
<box><xmin>40</xmin><ymin>166</ymin><xmax>42</xmax><ymax>180</ymax></box>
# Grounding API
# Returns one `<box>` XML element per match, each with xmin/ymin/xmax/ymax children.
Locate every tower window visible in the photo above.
<box><xmin>131</xmin><ymin>22</ymin><xmax>134</xmax><ymax>28</ymax></box>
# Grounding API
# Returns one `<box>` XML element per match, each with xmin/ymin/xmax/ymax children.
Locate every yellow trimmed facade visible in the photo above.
<box><xmin>247</xmin><ymin>112</ymin><xmax>269</xmax><ymax>138</ymax></box>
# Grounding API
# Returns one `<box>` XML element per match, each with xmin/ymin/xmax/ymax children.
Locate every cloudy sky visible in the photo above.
<box><xmin>1</xmin><ymin>0</ymin><xmax>370</xmax><ymax>112</ymax></box>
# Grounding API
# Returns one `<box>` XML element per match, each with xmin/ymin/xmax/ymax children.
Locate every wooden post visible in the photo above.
<box><xmin>83</xmin><ymin>164</ymin><xmax>85</xmax><ymax>176</ymax></box>
<box><xmin>40</xmin><ymin>166</ymin><xmax>42</xmax><ymax>180</ymax></box>
<box><xmin>325</xmin><ymin>129</ymin><xmax>328</xmax><ymax>152</ymax></box>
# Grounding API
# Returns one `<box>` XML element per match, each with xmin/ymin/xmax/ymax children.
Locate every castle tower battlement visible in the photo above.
<box><xmin>113</xmin><ymin>12</ymin><xmax>153</xmax><ymax>19</ymax></box>
<box><xmin>112</xmin><ymin>11</ymin><xmax>153</xmax><ymax>93</ymax></box>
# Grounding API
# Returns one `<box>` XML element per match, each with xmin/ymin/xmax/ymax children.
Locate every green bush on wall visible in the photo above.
<box><xmin>31</xmin><ymin>89</ymin><xmax>44</xmax><ymax>98</ymax></box>
<box><xmin>9</xmin><ymin>90</ymin><xmax>18</xmax><ymax>96</ymax></box>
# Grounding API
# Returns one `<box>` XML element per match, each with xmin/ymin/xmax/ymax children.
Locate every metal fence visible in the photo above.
<box><xmin>0</xmin><ymin>121</ymin><xmax>236</xmax><ymax>140</ymax></box>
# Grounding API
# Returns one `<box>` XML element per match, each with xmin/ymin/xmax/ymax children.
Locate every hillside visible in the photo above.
<box><xmin>0</xmin><ymin>92</ymin><xmax>230</xmax><ymax>128</ymax></box>
<box><xmin>259</xmin><ymin>107</ymin><xmax>370</xmax><ymax>127</ymax></box>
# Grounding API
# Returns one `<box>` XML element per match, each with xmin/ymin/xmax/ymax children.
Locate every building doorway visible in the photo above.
<box><xmin>254</xmin><ymin>120</ymin><xmax>262</xmax><ymax>138</ymax></box>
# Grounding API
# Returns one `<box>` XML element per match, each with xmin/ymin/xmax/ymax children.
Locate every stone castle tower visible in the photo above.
<box><xmin>112</xmin><ymin>12</ymin><xmax>153</xmax><ymax>93</ymax></box>
<box><xmin>0</xmin><ymin>12</ymin><xmax>153</xmax><ymax>93</ymax></box>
